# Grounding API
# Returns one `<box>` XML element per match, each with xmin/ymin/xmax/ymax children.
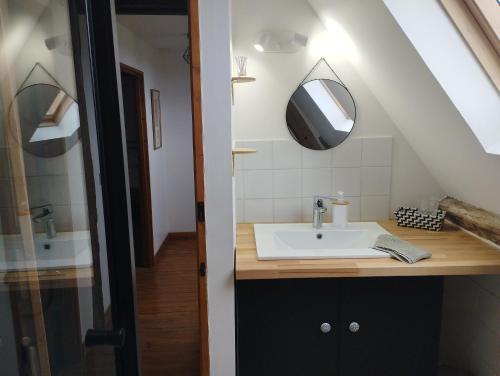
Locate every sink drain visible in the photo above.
<box><xmin>316</xmin><ymin>233</ymin><xmax>323</xmax><ymax>239</ymax></box>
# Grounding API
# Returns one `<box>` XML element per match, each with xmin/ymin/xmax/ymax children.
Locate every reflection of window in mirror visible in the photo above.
<box><xmin>42</xmin><ymin>90</ymin><xmax>73</xmax><ymax>125</ymax></box>
<box><xmin>303</xmin><ymin>80</ymin><xmax>353</xmax><ymax>132</ymax></box>
<box><xmin>30</xmin><ymin>90</ymin><xmax>80</xmax><ymax>143</ymax></box>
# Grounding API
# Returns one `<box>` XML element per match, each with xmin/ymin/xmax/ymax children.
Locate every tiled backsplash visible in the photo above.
<box><xmin>234</xmin><ymin>137</ymin><xmax>393</xmax><ymax>223</ymax></box>
<box><xmin>0</xmin><ymin>142</ymin><xmax>89</xmax><ymax>233</ymax></box>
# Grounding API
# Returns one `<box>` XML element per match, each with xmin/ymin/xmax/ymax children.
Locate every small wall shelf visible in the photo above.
<box><xmin>232</xmin><ymin>147</ymin><xmax>256</xmax><ymax>174</ymax></box>
<box><xmin>231</xmin><ymin>76</ymin><xmax>256</xmax><ymax>104</ymax></box>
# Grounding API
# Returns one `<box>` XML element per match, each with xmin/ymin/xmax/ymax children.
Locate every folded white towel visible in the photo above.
<box><xmin>373</xmin><ymin>234</ymin><xmax>432</xmax><ymax>264</ymax></box>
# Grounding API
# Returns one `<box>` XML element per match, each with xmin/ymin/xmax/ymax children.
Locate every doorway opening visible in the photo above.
<box><xmin>120</xmin><ymin>63</ymin><xmax>154</xmax><ymax>268</ymax></box>
<box><xmin>116</xmin><ymin>11</ymin><xmax>207</xmax><ymax>375</ymax></box>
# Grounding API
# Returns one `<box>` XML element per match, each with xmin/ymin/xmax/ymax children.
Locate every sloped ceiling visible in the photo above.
<box><xmin>308</xmin><ymin>0</ymin><xmax>500</xmax><ymax>214</ymax></box>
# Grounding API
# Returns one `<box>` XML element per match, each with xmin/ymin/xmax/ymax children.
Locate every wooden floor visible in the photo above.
<box><xmin>136</xmin><ymin>236</ymin><xmax>200</xmax><ymax>376</ymax></box>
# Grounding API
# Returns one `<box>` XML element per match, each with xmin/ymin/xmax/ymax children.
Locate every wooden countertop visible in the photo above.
<box><xmin>0</xmin><ymin>267</ymin><xmax>93</xmax><ymax>290</ymax></box>
<box><xmin>235</xmin><ymin>221</ymin><xmax>500</xmax><ymax>280</ymax></box>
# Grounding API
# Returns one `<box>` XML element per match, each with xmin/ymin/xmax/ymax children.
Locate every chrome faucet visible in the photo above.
<box><xmin>312</xmin><ymin>196</ymin><xmax>334</xmax><ymax>229</ymax></box>
<box><xmin>30</xmin><ymin>204</ymin><xmax>56</xmax><ymax>238</ymax></box>
<box><xmin>312</xmin><ymin>193</ymin><xmax>351</xmax><ymax>229</ymax></box>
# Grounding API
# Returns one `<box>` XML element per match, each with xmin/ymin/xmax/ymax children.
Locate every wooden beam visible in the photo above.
<box><xmin>439</xmin><ymin>196</ymin><xmax>500</xmax><ymax>246</ymax></box>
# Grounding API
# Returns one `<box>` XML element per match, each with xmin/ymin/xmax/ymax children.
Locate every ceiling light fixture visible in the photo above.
<box><xmin>253</xmin><ymin>30</ymin><xmax>308</xmax><ymax>53</ymax></box>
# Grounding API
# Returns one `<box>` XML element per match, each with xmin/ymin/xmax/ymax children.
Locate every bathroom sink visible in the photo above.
<box><xmin>254</xmin><ymin>222</ymin><xmax>391</xmax><ymax>260</ymax></box>
<box><xmin>0</xmin><ymin>231</ymin><xmax>92</xmax><ymax>272</ymax></box>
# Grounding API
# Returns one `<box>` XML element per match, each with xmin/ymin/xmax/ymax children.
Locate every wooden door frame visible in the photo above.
<box><xmin>188</xmin><ymin>0</ymin><xmax>210</xmax><ymax>374</ymax></box>
<box><xmin>119</xmin><ymin>63</ymin><xmax>155</xmax><ymax>268</ymax></box>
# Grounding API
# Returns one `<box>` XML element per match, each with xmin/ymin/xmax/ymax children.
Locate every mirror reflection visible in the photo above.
<box><xmin>10</xmin><ymin>83</ymin><xmax>80</xmax><ymax>158</ymax></box>
<box><xmin>286</xmin><ymin>79</ymin><xmax>355</xmax><ymax>150</ymax></box>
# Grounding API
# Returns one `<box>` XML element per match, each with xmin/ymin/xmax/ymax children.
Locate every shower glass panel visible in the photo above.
<box><xmin>0</xmin><ymin>1</ymin><xmax>117</xmax><ymax>374</ymax></box>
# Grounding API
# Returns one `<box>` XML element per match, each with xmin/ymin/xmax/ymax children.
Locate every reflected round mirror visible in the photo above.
<box><xmin>9</xmin><ymin>83</ymin><xmax>80</xmax><ymax>158</ymax></box>
<box><xmin>286</xmin><ymin>79</ymin><xmax>356</xmax><ymax>150</ymax></box>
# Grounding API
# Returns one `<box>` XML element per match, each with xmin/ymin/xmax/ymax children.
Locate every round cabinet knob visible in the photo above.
<box><xmin>320</xmin><ymin>322</ymin><xmax>332</xmax><ymax>333</ymax></box>
<box><xmin>348</xmin><ymin>322</ymin><xmax>360</xmax><ymax>333</ymax></box>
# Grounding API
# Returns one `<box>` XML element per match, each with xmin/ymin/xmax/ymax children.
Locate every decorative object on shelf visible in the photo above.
<box><xmin>150</xmin><ymin>89</ymin><xmax>162</xmax><ymax>150</ymax></box>
<box><xmin>234</xmin><ymin>56</ymin><xmax>248</xmax><ymax>76</ymax></box>
<box><xmin>253</xmin><ymin>30</ymin><xmax>308</xmax><ymax>53</ymax></box>
<box><xmin>394</xmin><ymin>207</ymin><xmax>446</xmax><ymax>231</ymax></box>
<box><xmin>231</xmin><ymin>76</ymin><xmax>256</xmax><ymax>105</ymax></box>
<box><xmin>232</xmin><ymin>147</ymin><xmax>256</xmax><ymax>175</ymax></box>
<box><xmin>286</xmin><ymin>57</ymin><xmax>356</xmax><ymax>151</ymax></box>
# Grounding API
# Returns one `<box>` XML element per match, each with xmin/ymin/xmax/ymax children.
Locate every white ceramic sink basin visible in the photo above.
<box><xmin>254</xmin><ymin>222</ymin><xmax>391</xmax><ymax>260</ymax></box>
<box><xmin>0</xmin><ymin>231</ymin><xmax>92</xmax><ymax>272</ymax></box>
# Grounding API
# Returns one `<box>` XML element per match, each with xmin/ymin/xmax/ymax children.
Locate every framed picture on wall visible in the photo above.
<box><xmin>151</xmin><ymin>89</ymin><xmax>162</xmax><ymax>150</ymax></box>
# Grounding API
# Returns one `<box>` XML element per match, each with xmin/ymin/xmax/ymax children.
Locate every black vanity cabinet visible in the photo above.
<box><xmin>236</xmin><ymin>277</ymin><xmax>443</xmax><ymax>376</ymax></box>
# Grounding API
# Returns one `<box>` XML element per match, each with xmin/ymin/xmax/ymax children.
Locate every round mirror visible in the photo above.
<box><xmin>9</xmin><ymin>83</ymin><xmax>80</xmax><ymax>158</ymax></box>
<box><xmin>286</xmin><ymin>79</ymin><xmax>356</xmax><ymax>150</ymax></box>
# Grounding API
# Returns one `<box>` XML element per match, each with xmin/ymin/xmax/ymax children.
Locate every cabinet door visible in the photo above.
<box><xmin>338</xmin><ymin>277</ymin><xmax>443</xmax><ymax>376</ymax></box>
<box><xmin>237</xmin><ymin>279</ymin><xmax>340</xmax><ymax>376</ymax></box>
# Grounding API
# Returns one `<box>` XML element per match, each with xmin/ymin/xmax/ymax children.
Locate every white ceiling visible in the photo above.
<box><xmin>117</xmin><ymin>15</ymin><xmax>189</xmax><ymax>51</ymax></box>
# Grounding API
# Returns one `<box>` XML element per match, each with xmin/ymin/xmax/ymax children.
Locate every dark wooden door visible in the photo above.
<box><xmin>237</xmin><ymin>279</ymin><xmax>340</xmax><ymax>376</ymax></box>
<box><xmin>338</xmin><ymin>277</ymin><xmax>443</xmax><ymax>376</ymax></box>
<box><xmin>120</xmin><ymin>64</ymin><xmax>154</xmax><ymax>268</ymax></box>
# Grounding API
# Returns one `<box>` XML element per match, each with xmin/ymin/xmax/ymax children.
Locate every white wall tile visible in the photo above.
<box><xmin>475</xmin><ymin>286</ymin><xmax>500</xmax><ymax>336</ymax></box>
<box><xmin>70</xmin><ymin>204</ymin><xmax>89</xmax><ymax>231</ymax></box>
<box><xmin>347</xmin><ymin>196</ymin><xmax>361</xmax><ymax>221</ymax></box>
<box><xmin>237</xmin><ymin>138</ymin><xmax>396</xmax><ymax>226</ymax></box>
<box><xmin>274</xmin><ymin>198</ymin><xmax>302</xmax><ymax>222</ymax></box>
<box><xmin>244</xmin><ymin>170</ymin><xmax>273</xmax><ymax>198</ymax></box>
<box><xmin>302</xmin><ymin>148</ymin><xmax>331</xmax><ymax>168</ymax></box>
<box><xmin>333</xmin><ymin>168</ymin><xmax>361</xmax><ymax>196</ymax></box>
<box><xmin>43</xmin><ymin>176</ymin><xmax>70</xmax><ymax>206</ymax></box>
<box><xmin>68</xmin><ymin>174</ymin><xmax>87</xmax><ymax>205</ymax></box>
<box><xmin>332</xmin><ymin>138</ymin><xmax>362</xmax><ymax>167</ymax></box>
<box><xmin>235</xmin><ymin>170</ymin><xmax>245</xmax><ymax>199</ymax></box>
<box><xmin>302</xmin><ymin>168</ymin><xmax>332</xmax><ymax>197</ymax></box>
<box><xmin>302</xmin><ymin>198</ymin><xmax>314</xmax><ymax>222</ymax></box>
<box><xmin>361</xmin><ymin>166</ymin><xmax>392</xmax><ymax>196</ymax></box>
<box><xmin>273</xmin><ymin>140</ymin><xmax>301</xmax><ymax>169</ymax></box>
<box><xmin>273</xmin><ymin>169</ymin><xmax>302</xmax><ymax>198</ymax></box>
<box><xmin>244</xmin><ymin>199</ymin><xmax>273</xmax><ymax>222</ymax></box>
<box><xmin>362</xmin><ymin>137</ymin><xmax>393</xmax><ymax>166</ymax></box>
<box><xmin>361</xmin><ymin>195</ymin><xmax>390</xmax><ymax>220</ymax></box>
<box><xmin>235</xmin><ymin>199</ymin><xmax>244</xmax><ymax>223</ymax></box>
<box><xmin>238</xmin><ymin>140</ymin><xmax>273</xmax><ymax>170</ymax></box>
<box><xmin>234</xmin><ymin>154</ymin><xmax>244</xmax><ymax>171</ymax></box>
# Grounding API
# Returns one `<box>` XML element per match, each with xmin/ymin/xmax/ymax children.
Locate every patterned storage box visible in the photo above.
<box><xmin>394</xmin><ymin>207</ymin><xmax>446</xmax><ymax>231</ymax></box>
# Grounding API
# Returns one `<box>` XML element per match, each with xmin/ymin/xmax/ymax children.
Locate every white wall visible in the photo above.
<box><xmin>231</xmin><ymin>0</ymin><xmax>444</xmax><ymax>219</ymax></box>
<box><xmin>117</xmin><ymin>21</ymin><xmax>196</xmax><ymax>252</ymax></box>
<box><xmin>384</xmin><ymin>0</ymin><xmax>500</xmax><ymax>155</ymax></box>
<box><xmin>198</xmin><ymin>0</ymin><xmax>236</xmax><ymax>374</ymax></box>
<box><xmin>160</xmin><ymin>49</ymin><xmax>196</xmax><ymax>233</ymax></box>
<box><xmin>308</xmin><ymin>0</ymin><xmax>500</xmax><ymax>216</ymax></box>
